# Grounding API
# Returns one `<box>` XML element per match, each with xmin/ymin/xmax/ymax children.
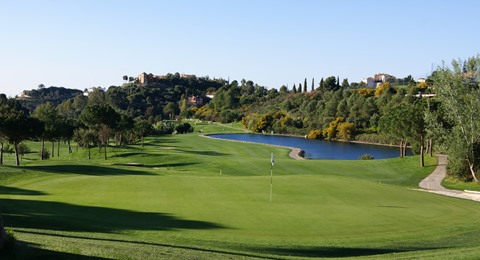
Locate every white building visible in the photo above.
<box><xmin>362</xmin><ymin>77</ymin><xmax>376</xmax><ymax>88</ymax></box>
<box><xmin>362</xmin><ymin>73</ymin><xmax>395</xmax><ymax>88</ymax></box>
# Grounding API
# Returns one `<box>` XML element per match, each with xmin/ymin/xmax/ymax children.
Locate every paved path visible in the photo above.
<box><xmin>289</xmin><ymin>148</ymin><xmax>305</xmax><ymax>160</ymax></box>
<box><xmin>418</xmin><ymin>155</ymin><xmax>480</xmax><ymax>202</ymax></box>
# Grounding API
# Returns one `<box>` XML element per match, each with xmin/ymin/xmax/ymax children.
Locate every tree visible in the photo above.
<box><xmin>379</xmin><ymin>103</ymin><xmax>426</xmax><ymax>166</ymax></box>
<box><xmin>115</xmin><ymin>114</ymin><xmax>134</xmax><ymax>145</ymax></box>
<box><xmin>73</xmin><ymin>128</ymin><xmax>98</xmax><ymax>159</ymax></box>
<box><xmin>304</xmin><ymin>78</ymin><xmax>307</xmax><ymax>93</ymax></box>
<box><xmin>431</xmin><ymin>57</ymin><xmax>480</xmax><ymax>181</ymax></box>
<box><xmin>0</xmin><ymin>96</ymin><xmax>6</xmax><ymax>165</ymax></box>
<box><xmin>123</xmin><ymin>75</ymin><xmax>128</xmax><ymax>82</ymax></box>
<box><xmin>0</xmin><ymin>137</ymin><xmax>3</xmax><ymax>165</ymax></box>
<box><xmin>134</xmin><ymin>119</ymin><xmax>153</xmax><ymax>147</ymax></box>
<box><xmin>298</xmin><ymin>83</ymin><xmax>302</xmax><ymax>93</ymax></box>
<box><xmin>163</xmin><ymin>102</ymin><xmax>177</xmax><ymax>120</ymax></box>
<box><xmin>0</xmin><ymin>100</ymin><xmax>42</xmax><ymax>165</ymax></box>
<box><xmin>311</xmin><ymin>78</ymin><xmax>315</xmax><ymax>92</ymax></box>
<box><xmin>86</xmin><ymin>87</ymin><xmax>106</xmax><ymax>105</ymax></box>
<box><xmin>98</xmin><ymin>124</ymin><xmax>111</xmax><ymax>160</ymax></box>
<box><xmin>80</xmin><ymin>104</ymin><xmax>120</xmax><ymax>129</ymax></box>
<box><xmin>323</xmin><ymin>76</ymin><xmax>338</xmax><ymax>91</ymax></box>
<box><xmin>341</xmin><ymin>78</ymin><xmax>350</xmax><ymax>89</ymax></box>
<box><xmin>32</xmin><ymin>102</ymin><xmax>59</xmax><ymax>160</ymax></box>
<box><xmin>80</xmin><ymin>104</ymin><xmax>120</xmax><ymax>160</ymax></box>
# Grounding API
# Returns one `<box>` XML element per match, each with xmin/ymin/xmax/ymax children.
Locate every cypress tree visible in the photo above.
<box><xmin>292</xmin><ymin>84</ymin><xmax>297</xmax><ymax>93</ymax></box>
<box><xmin>311</xmin><ymin>78</ymin><xmax>314</xmax><ymax>92</ymax></box>
<box><xmin>298</xmin><ymin>83</ymin><xmax>302</xmax><ymax>93</ymax></box>
<box><xmin>304</xmin><ymin>78</ymin><xmax>307</xmax><ymax>93</ymax></box>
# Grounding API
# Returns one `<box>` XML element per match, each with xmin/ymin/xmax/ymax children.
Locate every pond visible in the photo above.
<box><xmin>207</xmin><ymin>133</ymin><xmax>408</xmax><ymax>160</ymax></box>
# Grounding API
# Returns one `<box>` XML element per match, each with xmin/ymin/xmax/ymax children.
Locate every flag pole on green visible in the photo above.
<box><xmin>270</xmin><ymin>152</ymin><xmax>274</xmax><ymax>203</ymax></box>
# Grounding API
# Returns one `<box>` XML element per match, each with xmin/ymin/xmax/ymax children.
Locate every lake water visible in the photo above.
<box><xmin>208</xmin><ymin>133</ymin><xmax>406</xmax><ymax>160</ymax></box>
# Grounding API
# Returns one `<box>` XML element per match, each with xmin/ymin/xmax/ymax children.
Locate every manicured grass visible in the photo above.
<box><xmin>442</xmin><ymin>176</ymin><xmax>480</xmax><ymax>192</ymax></box>
<box><xmin>1</xmin><ymin>123</ymin><xmax>480</xmax><ymax>259</ymax></box>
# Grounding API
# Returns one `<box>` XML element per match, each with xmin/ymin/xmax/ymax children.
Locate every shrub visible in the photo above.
<box><xmin>307</xmin><ymin>129</ymin><xmax>323</xmax><ymax>139</ymax></box>
<box><xmin>174</xmin><ymin>122</ymin><xmax>194</xmax><ymax>134</ymax></box>
<box><xmin>17</xmin><ymin>143</ymin><xmax>30</xmax><ymax>157</ymax></box>
<box><xmin>447</xmin><ymin>156</ymin><xmax>472</xmax><ymax>181</ymax></box>
<box><xmin>359</xmin><ymin>153</ymin><xmax>374</xmax><ymax>160</ymax></box>
<box><xmin>2</xmin><ymin>145</ymin><xmax>13</xmax><ymax>154</ymax></box>
<box><xmin>41</xmin><ymin>148</ymin><xmax>50</xmax><ymax>160</ymax></box>
<box><xmin>336</xmin><ymin>122</ymin><xmax>356</xmax><ymax>140</ymax></box>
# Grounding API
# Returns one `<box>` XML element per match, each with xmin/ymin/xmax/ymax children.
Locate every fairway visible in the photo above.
<box><xmin>2</xmin><ymin>123</ymin><xmax>480</xmax><ymax>259</ymax></box>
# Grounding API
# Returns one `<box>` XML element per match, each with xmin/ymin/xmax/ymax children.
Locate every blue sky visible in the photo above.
<box><xmin>1</xmin><ymin>0</ymin><xmax>479</xmax><ymax>97</ymax></box>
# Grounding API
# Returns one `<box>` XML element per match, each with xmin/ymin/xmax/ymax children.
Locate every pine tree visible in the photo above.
<box><xmin>341</xmin><ymin>78</ymin><xmax>350</xmax><ymax>89</ymax></box>
<box><xmin>319</xmin><ymin>77</ymin><xmax>324</xmax><ymax>91</ymax></box>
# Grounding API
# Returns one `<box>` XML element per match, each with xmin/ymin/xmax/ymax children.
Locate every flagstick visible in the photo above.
<box><xmin>270</xmin><ymin>152</ymin><xmax>274</xmax><ymax>203</ymax></box>
<box><xmin>270</xmin><ymin>164</ymin><xmax>273</xmax><ymax>203</ymax></box>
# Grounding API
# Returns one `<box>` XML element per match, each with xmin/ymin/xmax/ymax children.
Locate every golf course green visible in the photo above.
<box><xmin>2</xmin><ymin>122</ymin><xmax>480</xmax><ymax>259</ymax></box>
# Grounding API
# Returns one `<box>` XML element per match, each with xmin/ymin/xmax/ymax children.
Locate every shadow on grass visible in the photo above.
<box><xmin>144</xmin><ymin>162</ymin><xmax>199</xmax><ymax>168</ymax></box>
<box><xmin>143</xmin><ymin>138</ymin><xmax>180</xmax><ymax>146</ymax></box>
<box><xmin>177</xmin><ymin>149</ymin><xmax>230</xmax><ymax>157</ymax></box>
<box><xmin>20</xmin><ymin>165</ymin><xmax>154</xmax><ymax>176</ymax></box>
<box><xmin>110</xmin><ymin>152</ymin><xmax>152</xmax><ymax>158</ymax></box>
<box><xmin>247</xmin><ymin>245</ymin><xmax>440</xmax><ymax>258</ymax></box>
<box><xmin>15</xmin><ymin>230</ymin><xmax>274</xmax><ymax>259</ymax></box>
<box><xmin>0</xmin><ymin>186</ymin><xmax>47</xmax><ymax>196</ymax></box>
<box><xmin>10</xmin><ymin>230</ymin><xmax>447</xmax><ymax>259</ymax></box>
<box><xmin>1</xmin><ymin>198</ymin><xmax>224</xmax><ymax>233</ymax></box>
<box><xmin>2</xmin><ymin>242</ymin><xmax>109</xmax><ymax>260</ymax></box>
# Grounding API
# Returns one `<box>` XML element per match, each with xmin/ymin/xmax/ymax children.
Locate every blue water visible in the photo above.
<box><xmin>208</xmin><ymin>133</ymin><xmax>406</xmax><ymax>160</ymax></box>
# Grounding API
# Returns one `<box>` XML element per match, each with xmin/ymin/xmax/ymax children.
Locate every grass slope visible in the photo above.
<box><xmin>1</xmin><ymin>122</ymin><xmax>480</xmax><ymax>259</ymax></box>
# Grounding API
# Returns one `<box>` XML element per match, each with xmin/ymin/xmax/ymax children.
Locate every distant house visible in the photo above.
<box><xmin>206</xmin><ymin>90</ymin><xmax>215</xmax><ymax>99</ymax></box>
<box><xmin>138</xmin><ymin>72</ymin><xmax>164</xmax><ymax>85</ymax></box>
<box><xmin>180</xmin><ymin>74</ymin><xmax>196</xmax><ymax>79</ymax></box>
<box><xmin>83</xmin><ymin>87</ymin><xmax>101</xmax><ymax>96</ymax></box>
<box><xmin>362</xmin><ymin>77</ymin><xmax>376</xmax><ymax>88</ymax></box>
<box><xmin>374</xmin><ymin>73</ymin><xmax>394</xmax><ymax>83</ymax></box>
<box><xmin>362</xmin><ymin>73</ymin><xmax>395</xmax><ymax>88</ymax></box>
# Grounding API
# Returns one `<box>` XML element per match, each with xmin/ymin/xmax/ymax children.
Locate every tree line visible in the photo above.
<box><xmin>2</xmin><ymin>56</ymin><xmax>480</xmax><ymax>181</ymax></box>
<box><xmin>193</xmin><ymin>56</ymin><xmax>480</xmax><ymax>181</ymax></box>
<box><xmin>0</xmin><ymin>72</ymin><xmax>224</xmax><ymax>165</ymax></box>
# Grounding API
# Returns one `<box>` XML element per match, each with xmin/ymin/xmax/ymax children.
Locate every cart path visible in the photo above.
<box><xmin>417</xmin><ymin>155</ymin><xmax>480</xmax><ymax>202</ymax></box>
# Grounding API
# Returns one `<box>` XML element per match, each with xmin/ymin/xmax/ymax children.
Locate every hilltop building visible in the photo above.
<box><xmin>362</xmin><ymin>73</ymin><xmax>395</xmax><ymax>88</ymax></box>
<box><xmin>137</xmin><ymin>72</ymin><xmax>168</xmax><ymax>85</ymax></box>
